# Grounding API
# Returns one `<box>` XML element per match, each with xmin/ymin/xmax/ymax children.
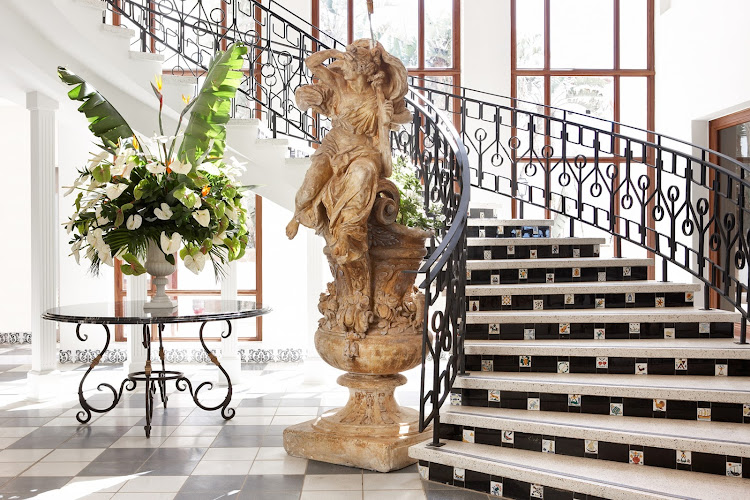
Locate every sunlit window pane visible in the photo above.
<box><xmin>620</xmin><ymin>77</ymin><xmax>647</xmax><ymax>130</ymax></box>
<box><xmin>551</xmin><ymin>76</ymin><xmax>614</xmax><ymax>120</ymax></box>
<box><xmin>620</xmin><ymin>0</ymin><xmax>648</xmax><ymax>69</ymax></box>
<box><xmin>425</xmin><ymin>0</ymin><xmax>453</xmax><ymax>68</ymax></box>
<box><xmin>318</xmin><ymin>0</ymin><xmax>348</xmax><ymax>47</ymax></box>
<box><xmin>517</xmin><ymin>76</ymin><xmax>545</xmax><ymax>109</ymax></box>
<box><xmin>516</xmin><ymin>0</ymin><xmax>544</xmax><ymax>69</ymax></box>
<box><xmin>550</xmin><ymin>0</ymin><xmax>614</xmax><ymax>69</ymax></box>
<box><xmin>236</xmin><ymin>195</ymin><xmax>258</xmax><ymax>291</ymax></box>
<box><xmin>353</xmin><ymin>0</ymin><xmax>418</xmax><ymax>68</ymax></box>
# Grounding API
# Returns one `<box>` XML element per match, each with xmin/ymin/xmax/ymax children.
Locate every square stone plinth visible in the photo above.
<box><xmin>283</xmin><ymin>419</ymin><xmax>432</xmax><ymax>473</ymax></box>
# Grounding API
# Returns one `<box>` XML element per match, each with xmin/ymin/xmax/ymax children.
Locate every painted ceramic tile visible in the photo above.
<box><xmin>497</xmin><ymin>225</ymin><xmax>504</xmax><ymax>236</ymax></box>
<box><xmin>629</xmin><ymin>450</ymin><xmax>644</xmax><ymax>465</ymax></box>
<box><xmin>625</xmin><ymin>292</ymin><xmax>636</xmax><ymax>304</ymax></box>
<box><xmin>481</xmin><ymin>360</ymin><xmax>494</xmax><ymax>372</ymax></box>
<box><xmin>727</xmin><ymin>461</ymin><xmax>742</xmax><ymax>477</ymax></box>
<box><xmin>491</xmin><ymin>274</ymin><xmax>500</xmax><ymax>285</ymax></box>
<box><xmin>546</xmin><ymin>273</ymin><xmax>555</xmax><ymax>283</ymax></box>
<box><xmin>533</xmin><ymin>299</ymin><xmax>544</xmax><ymax>310</ymax></box>
<box><xmin>610</xmin><ymin>402</ymin><xmax>624</xmax><ymax>416</ymax></box>
<box><xmin>572</xmin><ymin>267</ymin><xmax>581</xmax><ymax>278</ymax></box>
<box><xmin>629</xmin><ymin>322</ymin><xmax>641</xmax><ymax>334</ymax></box>
<box><xmin>527</xmin><ymin>397</ymin><xmax>541</xmax><ymax>411</ymax></box>
<box><xmin>564</xmin><ymin>294</ymin><xmax>575</xmax><ymax>305</ymax></box>
<box><xmin>466</xmin><ymin>269</ymin><xmax>472</xmax><ymax>280</ymax></box>
<box><xmin>595</xmin><ymin>298</ymin><xmax>606</xmax><ymax>309</ymax></box>
<box><xmin>532</xmin><ymin>227</ymin><xmax>540</xmax><ymax>235</ymax></box>
<box><xmin>568</xmin><ymin>394</ymin><xmax>582</xmax><ymax>407</ymax></box>
<box><xmin>598</xmin><ymin>271</ymin><xmax>607</xmax><ymax>282</ymax></box>
<box><xmin>623</xmin><ymin>266</ymin><xmax>632</xmax><ymax>277</ymax></box>
<box><xmin>484</xmin><ymin>250</ymin><xmax>492</xmax><ymax>260</ymax></box>
<box><xmin>489</xmin><ymin>324</ymin><xmax>500</xmax><ymax>335</ymax></box>
<box><xmin>676</xmin><ymin>450</ymin><xmax>692</xmax><ymax>465</ymax></box>
<box><xmin>524</xmin><ymin>328</ymin><xmax>536</xmax><ymax>340</ymax></box>
<box><xmin>478</xmin><ymin>229</ymin><xmax>486</xmax><ymax>238</ymax></box>
<box><xmin>490</xmin><ymin>481</ymin><xmax>503</xmax><ymax>497</ymax></box>
<box><xmin>453</xmin><ymin>467</ymin><xmax>465</xmax><ymax>481</ymax></box>
<box><xmin>697</xmin><ymin>407</ymin><xmax>711</xmax><ymax>422</ymax></box>
<box><xmin>573</xmin><ymin>248</ymin><xmax>581</xmax><ymax>258</ymax></box>
<box><xmin>685</xmin><ymin>291</ymin><xmax>694</xmax><ymax>302</ymax></box>
<box><xmin>502</xmin><ymin>430</ymin><xmax>514</xmax><ymax>443</ymax></box>
<box><xmin>479</xmin><ymin>211</ymin><xmax>485</xmax><ymax>219</ymax></box>
<box><xmin>664</xmin><ymin>327</ymin><xmax>676</xmax><ymax>339</ymax></box>
<box><xmin>469</xmin><ymin>300</ymin><xmax>480</xmax><ymax>312</ymax></box>
<box><xmin>462</xmin><ymin>429</ymin><xmax>475</xmax><ymax>443</ymax></box>
<box><xmin>519</xmin><ymin>268</ymin><xmax>528</xmax><ymax>280</ymax></box>
<box><xmin>655</xmin><ymin>296</ymin><xmax>665</xmax><ymax>308</ymax></box>
<box><xmin>542</xmin><ymin>439</ymin><xmax>555</xmax><ymax>454</ymax></box>
<box><xmin>594</xmin><ymin>244</ymin><xmax>600</xmax><ymax>255</ymax></box>
<box><xmin>594</xmin><ymin>328</ymin><xmax>606</xmax><ymax>340</ymax></box>
<box><xmin>551</xmin><ymin>244</ymin><xmax>559</xmax><ymax>255</ymax></box>
<box><xmin>559</xmin><ymin>323</ymin><xmax>571</xmax><ymax>335</ymax></box>
<box><xmin>596</xmin><ymin>356</ymin><xmax>609</xmax><ymax>369</ymax></box>
<box><xmin>450</xmin><ymin>393</ymin><xmax>462</xmax><ymax>406</ymax></box>
<box><xmin>488</xmin><ymin>390</ymin><xmax>501</xmax><ymax>403</ymax></box>
<box><xmin>418</xmin><ymin>464</ymin><xmax>429</xmax><ymax>480</ymax></box>
<box><xmin>507</xmin><ymin>244</ymin><xmax>515</xmax><ymax>255</ymax></box>
<box><xmin>635</xmin><ymin>362</ymin><xmax>648</xmax><ymax>375</ymax></box>
<box><xmin>585</xmin><ymin>440</ymin><xmax>599</xmax><ymax>454</ymax></box>
<box><xmin>519</xmin><ymin>355</ymin><xmax>532</xmax><ymax>368</ymax></box>
<box><xmin>653</xmin><ymin>399</ymin><xmax>667</xmax><ymax>412</ymax></box>
<box><xmin>530</xmin><ymin>249</ymin><xmax>538</xmax><ymax>259</ymax></box>
<box><xmin>699</xmin><ymin>322</ymin><xmax>711</xmax><ymax>334</ymax></box>
<box><xmin>744</xmin><ymin>403</ymin><xmax>750</xmax><ymax>417</ymax></box>
<box><xmin>675</xmin><ymin>358</ymin><xmax>688</xmax><ymax>371</ymax></box>
<box><xmin>715</xmin><ymin>364</ymin><xmax>728</xmax><ymax>376</ymax></box>
<box><xmin>530</xmin><ymin>484</ymin><xmax>544</xmax><ymax>499</ymax></box>
<box><xmin>557</xmin><ymin>361</ymin><xmax>570</xmax><ymax>374</ymax></box>
<box><xmin>502</xmin><ymin>295</ymin><xmax>512</xmax><ymax>306</ymax></box>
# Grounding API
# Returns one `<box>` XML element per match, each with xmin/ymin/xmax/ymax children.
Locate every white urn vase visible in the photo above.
<box><xmin>143</xmin><ymin>239</ymin><xmax>177</xmax><ymax>311</ymax></box>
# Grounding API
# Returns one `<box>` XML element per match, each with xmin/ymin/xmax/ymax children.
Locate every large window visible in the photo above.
<box><xmin>313</xmin><ymin>0</ymin><xmax>460</xmax><ymax>89</ymax></box>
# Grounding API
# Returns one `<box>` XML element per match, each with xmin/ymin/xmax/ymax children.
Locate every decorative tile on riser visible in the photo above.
<box><xmin>465</xmin><ymin>322</ymin><xmax>735</xmax><ymax>340</ymax></box>
<box><xmin>468</xmin><ymin>245</ymin><xmax>597</xmax><ymax>260</ymax></box>
<box><xmin>466</xmin><ymin>293</ymin><xmax>692</xmax><ymax>311</ymax></box>
<box><xmin>467</xmin><ymin>225</ymin><xmax>551</xmax><ymax>238</ymax></box>
<box><xmin>467</xmin><ymin>267</ymin><xmax>649</xmax><ymax>284</ymax></box>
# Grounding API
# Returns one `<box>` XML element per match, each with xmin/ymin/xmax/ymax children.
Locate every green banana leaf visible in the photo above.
<box><xmin>57</xmin><ymin>67</ymin><xmax>134</xmax><ymax>153</ymax></box>
<box><xmin>178</xmin><ymin>42</ymin><xmax>247</xmax><ymax>166</ymax></box>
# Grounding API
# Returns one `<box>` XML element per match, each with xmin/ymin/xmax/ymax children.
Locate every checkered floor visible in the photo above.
<box><xmin>0</xmin><ymin>346</ymin><xmax>489</xmax><ymax>499</ymax></box>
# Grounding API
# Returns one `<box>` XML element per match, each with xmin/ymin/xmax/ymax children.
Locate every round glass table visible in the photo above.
<box><xmin>43</xmin><ymin>300</ymin><xmax>271</xmax><ymax>437</ymax></box>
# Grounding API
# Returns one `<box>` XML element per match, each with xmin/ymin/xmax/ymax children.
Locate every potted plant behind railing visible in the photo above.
<box><xmin>59</xmin><ymin>42</ymin><xmax>252</xmax><ymax>311</ymax></box>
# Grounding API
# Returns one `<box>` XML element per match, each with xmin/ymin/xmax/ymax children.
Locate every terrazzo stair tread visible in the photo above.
<box><xmin>467</xmin><ymin>257</ymin><xmax>652</xmax><ymax>270</ymax></box>
<box><xmin>442</xmin><ymin>406</ymin><xmax>750</xmax><ymax>457</ymax></box>
<box><xmin>454</xmin><ymin>372</ymin><xmax>750</xmax><ymax>403</ymax></box>
<box><xmin>467</xmin><ymin>280</ymin><xmax>700</xmax><ymax>296</ymax></box>
<box><xmin>468</xmin><ymin>237</ymin><xmax>606</xmax><ymax>246</ymax></box>
<box><xmin>468</xmin><ymin>218</ymin><xmax>554</xmax><ymax>226</ymax></box>
<box><xmin>409</xmin><ymin>440</ymin><xmax>750</xmax><ymax>500</ymax></box>
<box><xmin>464</xmin><ymin>338</ymin><xmax>750</xmax><ymax>359</ymax></box>
<box><xmin>466</xmin><ymin>306</ymin><xmax>742</xmax><ymax>324</ymax></box>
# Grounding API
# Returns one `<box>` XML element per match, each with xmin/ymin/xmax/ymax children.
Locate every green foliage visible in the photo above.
<box><xmin>390</xmin><ymin>155</ymin><xmax>444</xmax><ymax>231</ymax></box>
<box><xmin>57</xmin><ymin>67</ymin><xmax>135</xmax><ymax>153</ymax></box>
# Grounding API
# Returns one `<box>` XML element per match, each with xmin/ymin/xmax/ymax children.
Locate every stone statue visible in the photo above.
<box><xmin>283</xmin><ymin>40</ymin><xmax>432</xmax><ymax>472</ymax></box>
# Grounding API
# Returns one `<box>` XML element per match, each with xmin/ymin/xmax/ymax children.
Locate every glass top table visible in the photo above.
<box><xmin>44</xmin><ymin>300</ymin><xmax>271</xmax><ymax>437</ymax></box>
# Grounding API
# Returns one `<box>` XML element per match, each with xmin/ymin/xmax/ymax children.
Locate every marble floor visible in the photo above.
<box><xmin>0</xmin><ymin>346</ymin><xmax>489</xmax><ymax>500</ymax></box>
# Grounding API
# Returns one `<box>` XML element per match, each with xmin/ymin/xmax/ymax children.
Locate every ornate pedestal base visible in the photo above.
<box><xmin>283</xmin><ymin>373</ymin><xmax>431</xmax><ymax>472</ymax></box>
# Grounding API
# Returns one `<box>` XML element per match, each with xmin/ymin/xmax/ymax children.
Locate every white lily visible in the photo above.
<box><xmin>154</xmin><ymin>203</ymin><xmax>173</xmax><ymax>220</ymax></box>
<box><xmin>87</xmin><ymin>151</ymin><xmax>109</xmax><ymax>172</ymax></box>
<box><xmin>160</xmin><ymin>231</ymin><xmax>181</xmax><ymax>255</ymax></box>
<box><xmin>146</xmin><ymin>161</ymin><xmax>166</xmax><ymax>175</ymax></box>
<box><xmin>183</xmin><ymin>251</ymin><xmax>207</xmax><ymax>274</ymax></box>
<box><xmin>105</xmin><ymin>183</ymin><xmax>128</xmax><ymax>200</ymax></box>
<box><xmin>192</xmin><ymin>209</ymin><xmax>211</xmax><ymax>227</ymax></box>
<box><xmin>212</xmin><ymin>231</ymin><xmax>227</xmax><ymax>245</ymax></box>
<box><xmin>197</xmin><ymin>161</ymin><xmax>220</xmax><ymax>175</ymax></box>
<box><xmin>126</xmin><ymin>214</ymin><xmax>142</xmax><ymax>230</ymax></box>
<box><xmin>71</xmin><ymin>239</ymin><xmax>82</xmax><ymax>264</ymax></box>
<box><xmin>169</xmin><ymin>159</ymin><xmax>192</xmax><ymax>175</ymax></box>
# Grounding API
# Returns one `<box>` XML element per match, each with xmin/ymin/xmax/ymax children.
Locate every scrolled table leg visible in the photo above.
<box><xmin>176</xmin><ymin>320</ymin><xmax>235</xmax><ymax>419</ymax></box>
<box><xmin>76</xmin><ymin>323</ymin><xmax>136</xmax><ymax>424</ymax></box>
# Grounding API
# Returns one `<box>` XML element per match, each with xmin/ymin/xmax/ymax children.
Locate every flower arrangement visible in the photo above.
<box><xmin>391</xmin><ymin>154</ymin><xmax>444</xmax><ymax>231</ymax></box>
<box><xmin>59</xmin><ymin>43</ymin><xmax>250</xmax><ymax>279</ymax></box>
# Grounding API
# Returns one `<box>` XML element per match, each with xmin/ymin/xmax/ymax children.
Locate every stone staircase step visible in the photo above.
<box><xmin>467</xmin><ymin>218</ymin><xmax>554</xmax><ymax>226</ymax></box>
<box><xmin>409</xmin><ymin>440</ymin><xmax>750</xmax><ymax>499</ymax></box>
<box><xmin>468</xmin><ymin>236</ymin><xmax>604</xmax><ymax>245</ymax></box>
<box><xmin>453</xmin><ymin>371</ymin><xmax>750</xmax><ymax>404</ymax></box>
<box><xmin>467</xmin><ymin>256</ymin><xmax>651</xmax><ymax>269</ymax></box>
<box><xmin>467</xmin><ymin>280</ymin><xmax>700</xmax><ymax>297</ymax></box>
<box><xmin>442</xmin><ymin>405</ymin><xmax>750</xmax><ymax>459</ymax></box>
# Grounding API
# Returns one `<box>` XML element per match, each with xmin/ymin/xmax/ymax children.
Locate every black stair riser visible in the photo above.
<box><xmin>466</xmin><ymin>292</ymin><xmax>693</xmax><ymax>311</ymax></box>
<box><xmin>438</xmin><ymin>425</ymin><xmax>750</xmax><ymax>479</ymax></box>
<box><xmin>467</xmin><ymin>244</ymin><xmax>595</xmax><ymax>260</ymax></box>
<box><xmin>467</xmin><ymin>266</ymin><xmax>648</xmax><ymax>284</ymax></box>
<box><xmin>466</xmin><ymin>322</ymin><xmax>735</xmax><ymax>340</ymax></box>
<box><xmin>451</xmin><ymin>389</ymin><xmax>750</xmax><ymax>424</ymax></box>
<box><xmin>467</xmin><ymin>226</ymin><xmax>551</xmax><ymax>238</ymax></box>
<box><xmin>421</xmin><ymin>460</ymin><xmax>608</xmax><ymax>500</ymax></box>
<box><xmin>465</xmin><ymin>354</ymin><xmax>750</xmax><ymax>376</ymax></box>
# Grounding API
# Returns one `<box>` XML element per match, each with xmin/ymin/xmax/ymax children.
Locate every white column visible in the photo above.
<box><xmin>219</xmin><ymin>261</ymin><xmax>240</xmax><ymax>385</ymax></box>
<box><xmin>26</xmin><ymin>91</ymin><xmax>61</xmax><ymax>400</ymax></box>
<box><xmin>123</xmin><ymin>274</ymin><xmax>148</xmax><ymax>374</ymax></box>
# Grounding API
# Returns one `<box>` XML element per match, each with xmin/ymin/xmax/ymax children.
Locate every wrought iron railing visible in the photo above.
<box><xmin>102</xmin><ymin>0</ymin><xmax>470</xmax><ymax>438</ymax></box>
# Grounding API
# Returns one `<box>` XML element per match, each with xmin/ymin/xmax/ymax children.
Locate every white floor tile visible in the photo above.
<box><xmin>22</xmin><ymin>461</ymin><xmax>90</xmax><ymax>476</ymax></box>
<box><xmin>111</xmin><ymin>493</ymin><xmax>176</xmax><ymax>500</ymax></box>
<box><xmin>364</xmin><ymin>490</ymin><xmax>426</xmax><ymax>500</ymax></box>
<box><xmin>0</xmin><ymin>437</ymin><xmax>20</xmax><ymax>449</ymax></box>
<box><xmin>225</xmin><ymin>416</ymin><xmax>274</xmax><ymax>425</ymax></box>
<box><xmin>0</xmin><ymin>448</ymin><xmax>52</xmax><ymax>462</ymax></box>
<box><xmin>191</xmin><ymin>459</ymin><xmax>252</xmax><ymax>475</ymax></box>
<box><xmin>0</xmin><ymin>427</ymin><xmax>36</xmax><ymax>438</ymax></box>
<box><xmin>362</xmin><ymin>473</ymin><xmax>423</xmax><ymax>490</ymax></box>
<box><xmin>303</xmin><ymin>474</ymin><xmax>363</xmax><ymax>491</ymax></box>
<box><xmin>90</xmin><ymin>415</ymin><xmax>146</xmax><ymax>426</ymax></box>
<box><xmin>160</xmin><ymin>436</ymin><xmax>216</xmax><ymax>448</ymax></box>
<box><xmin>42</xmin><ymin>448</ymin><xmax>106</xmax><ymax>462</ymax></box>
<box><xmin>111</xmin><ymin>437</ymin><xmax>167</xmax><ymax>448</ymax></box>
<box><xmin>66</xmin><ymin>475</ymin><xmax>138</xmax><ymax>494</ymax></box>
<box><xmin>239</xmin><ymin>407</ymin><xmax>276</xmax><ymax>416</ymax></box>
<box><xmin>248</xmin><ymin>458</ymin><xmax>308</xmax><ymax>475</ymax></box>
<box><xmin>254</xmin><ymin>447</ymin><xmax>290</xmax><ymax>460</ymax></box>
<box><xmin>169</xmin><ymin>425</ymin><xmax>223</xmax><ymax>437</ymax></box>
<box><xmin>301</xmin><ymin>491</ymin><xmax>363</xmax><ymax>500</ymax></box>
<box><xmin>118</xmin><ymin>475</ymin><xmax>187</xmax><ymax>493</ymax></box>
<box><xmin>0</xmin><ymin>462</ymin><xmax>34</xmax><ymax>476</ymax></box>
<box><xmin>79</xmin><ymin>493</ymin><xmax>115</xmax><ymax>500</ymax></box>
<box><xmin>271</xmin><ymin>415</ymin><xmax>313</xmax><ymax>425</ymax></box>
<box><xmin>123</xmin><ymin>425</ymin><xmax>176</xmax><ymax>437</ymax></box>
<box><xmin>202</xmin><ymin>447</ymin><xmax>259</xmax><ymax>461</ymax></box>
<box><xmin>274</xmin><ymin>406</ymin><xmax>319</xmax><ymax>416</ymax></box>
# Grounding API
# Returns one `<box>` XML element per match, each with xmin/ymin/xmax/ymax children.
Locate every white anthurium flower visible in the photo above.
<box><xmin>212</xmin><ymin>231</ymin><xmax>227</xmax><ymax>245</ymax></box>
<box><xmin>87</xmin><ymin>151</ymin><xmax>109</xmax><ymax>172</ymax></box>
<box><xmin>193</xmin><ymin>195</ymin><xmax>203</xmax><ymax>209</ymax></box>
<box><xmin>71</xmin><ymin>239</ymin><xmax>82</xmax><ymax>264</ymax></box>
<box><xmin>86</xmin><ymin>246</ymin><xmax>96</xmax><ymax>260</ymax></box>
<box><xmin>105</xmin><ymin>183</ymin><xmax>128</xmax><ymax>200</ymax></box>
<box><xmin>153</xmin><ymin>134</ymin><xmax>178</xmax><ymax>144</ymax></box>
<box><xmin>183</xmin><ymin>251</ymin><xmax>207</xmax><ymax>275</ymax></box>
<box><xmin>197</xmin><ymin>161</ymin><xmax>220</xmax><ymax>175</ymax></box>
<box><xmin>169</xmin><ymin>160</ymin><xmax>192</xmax><ymax>175</ymax></box>
<box><xmin>98</xmin><ymin>244</ymin><xmax>114</xmax><ymax>267</ymax></box>
<box><xmin>121</xmin><ymin>159</ymin><xmax>137</xmax><ymax>179</ymax></box>
<box><xmin>225</xmin><ymin>205</ymin><xmax>239</xmax><ymax>223</ymax></box>
<box><xmin>126</xmin><ymin>214</ymin><xmax>142</xmax><ymax>231</ymax></box>
<box><xmin>63</xmin><ymin>177</ymin><xmax>83</xmax><ymax>197</ymax></box>
<box><xmin>94</xmin><ymin>206</ymin><xmax>109</xmax><ymax>227</ymax></box>
<box><xmin>154</xmin><ymin>203</ymin><xmax>173</xmax><ymax>220</ymax></box>
<box><xmin>146</xmin><ymin>161</ymin><xmax>166</xmax><ymax>175</ymax></box>
<box><xmin>160</xmin><ymin>231</ymin><xmax>181</xmax><ymax>255</ymax></box>
<box><xmin>192</xmin><ymin>209</ymin><xmax>211</xmax><ymax>227</ymax></box>
<box><xmin>114</xmin><ymin>246</ymin><xmax>128</xmax><ymax>260</ymax></box>
<box><xmin>65</xmin><ymin>216</ymin><xmax>77</xmax><ymax>234</ymax></box>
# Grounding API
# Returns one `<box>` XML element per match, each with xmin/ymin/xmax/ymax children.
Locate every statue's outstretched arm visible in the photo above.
<box><xmin>305</xmin><ymin>49</ymin><xmax>345</xmax><ymax>90</ymax></box>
